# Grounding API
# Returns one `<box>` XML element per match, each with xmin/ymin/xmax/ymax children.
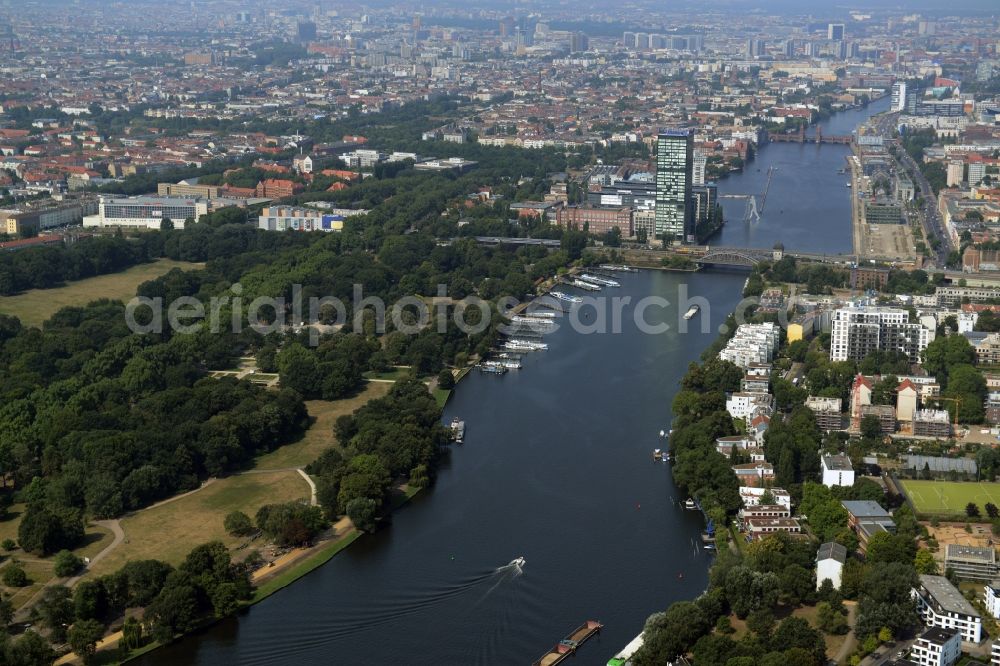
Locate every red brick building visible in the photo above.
<box><xmin>255</xmin><ymin>179</ymin><xmax>304</xmax><ymax>199</ymax></box>
<box><xmin>555</xmin><ymin>205</ymin><xmax>633</xmax><ymax>236</ymax></box>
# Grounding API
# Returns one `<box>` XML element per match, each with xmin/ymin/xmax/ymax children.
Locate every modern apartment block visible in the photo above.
<box><xmin>719</xmin><ymin>323</ymin><xmax>780</xmax><ymax>368</ymax></box>
<box><xmin>655</xmin><ymin>129</ymin><xmax>693</xmax><ymax>242</ymax></box>
<box><xmin>913</xmin><ymin>574</ymin><xmax>983</xmax><ymax>643</ymax></box>
<box><xmin>909</xmin><ymin>627</ymin><xmax>961</xmax><ymax>666</ymax></box>
<box><xmin>829</xmin><ymin>306</ymin><xmax>934</xmax><ymax>363</ymax></box>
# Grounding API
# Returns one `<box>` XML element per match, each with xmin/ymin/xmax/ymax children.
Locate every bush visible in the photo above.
<box><xmin>54</xmin><ymin>549</ymin><xmax>85</xmax><ymax>577</ymax></box>
<box><xmin>223</xmin><ymin>511</ymin><xmax>254</xmax><ymax>537</ymax></box>
<box><xmin>0</xmin><ymin>538</ymin><xmax>14</xmax><ymax>551</ymax></box>
<box><xmin>2</xmin><ymin>564</ymin><xmax>28</xmax><ymax>587</ymax></box>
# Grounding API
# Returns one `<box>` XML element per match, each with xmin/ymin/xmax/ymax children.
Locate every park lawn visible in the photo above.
<box><xmin>85</xmin><ymin>471</ymin><xmax>310</xmax><ymax>578</ymax></box>
<box><xmin>0</xmin><ymin>258</ymin><xmax>203</xmax><ymax>328</ymax></box>
<box><xmin>0</xmin><ymin>506</ymin><xmax>113</xmax><ymax>611</ymax></box>
<box><xmin>900</xmin><ymin>479</ymin><xmax>1000</xmax><ymax>515</ymax></box>
<box><xmin>433</xmin><ymin>387</ymin><xmax>451</xmax><ymax>408</ymax></box>
<box><xmin>362</xmin><ymin>366</ymin><xmax>416</xmax><ymax>381</ymax></box>
<box><xmin>254</xmin><ymin>381</ymin><xmax>392</xmax><ymax>469</ymax></box>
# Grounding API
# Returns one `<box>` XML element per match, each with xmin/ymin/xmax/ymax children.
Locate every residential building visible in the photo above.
<box><xmin>732</xmin><ymin>462</ymin><xmax>775</xmax><ymax>488</ymax></box>
<box><xmin>821</xmin><ymin>455</ymin><xmax>855</xmax><ymax>487</ymax></box>
<box><xmin>945</xmin><ymin>545</ymin><xmax>1000</xmax><ymax>582</ymax></box>
<box><xmin>806</xmin><ymin>396</ymin><xmax>843</xmax><ymax>431</ymax></box>
<box><xmin>719</xmin><ymin>323</ymin><xmax>781</xmax><ymax>368</ymax></box>
<box><xmin>913</xmin><ymin>574</ymin><xmax>983</xmax><ymax>643</ymax></box>
<box><xmin>985</xmin><ymin>580</ymin><xmax>1000</xmax><ymax>618</ymax></box>
<box><xmin>897</xmin><ymin>378</ymin><xmax>919</xmax><ymax>423</ymax></box>
<box><xmin>739</xmin><ymin>486</ymin><xmax>791</xmax><ymax>509</ymax></box>
<box><xmin>726</xmin><ymin>392</ymin><xmax>774</xmax><ymax>421</ymax></box>
<box><xmin>739</xmin><ymin>504</ymin><xmax>790</xmax><ymax>523</ymax></box>
<box><xmin>968</xmin><ymin>332</ymin><xmax>1000</xmax><ymax>366</ymax></box>
<box><xmin>908</xmin><ymin>627</ymin><xmax>962</xmax><ymax>666</ymax></box>
<box><xmin>0</xmin><ymin>196</ymin><xmax>97</xmax><ymax>233</ymax></box>
<box><xmin>937</xmin><ymin>286</ymin><xmax>1000</xmax><ymax>307</ymax></box>
<box><xmin>157</xmin><ymin>182</ymin><xmax>222</xmax><ymax>199</ymax></box>
<box><xmin>991</xmin><ymin>637</ymin><xmax>1000</xmax><ymax>666</ymax></box>
<box><xmin>741</xmin><ymin>375</ymin><xmax>770</xmax><ymax>393</ymax></box>
<box><xmin>655</xmin><ymin>129</ymin><xmax>693</xmax><ymax>242</ymax></box>
<box><xmin>892</xmin><ymin>82</ymin><xmax>908</xmax><ymax>113</ymax></box>
<box><xmin>816</xmin><ymin>541</ymin><xmax>847</xmax><ymax>590</ymax></box>
<box><xmin>829</xmin><ymin>306</ymin><xmax>934</xmax><ymax>363</ymax></box>
<box><xmin>913</xmin><ymin>409</ymin><xmax>952</xmax><ymax>438</ymax></box>
<box><xmin>744</xmin><ymin>517</ymin><xmax>801</xmax><ymax>541</ymax></box>
<box><xmin>827</xmin><ymin>23</ymin><xmax>845</xmax><ymax>41</ymax></box>
<box><xmin>850</xmin><ymin>374</ymin><xmax>874</xmax><ymax>429</ymax></box>
<box><xmin>83</xmin><ymin>196</ymin><xmax>208</xmax><ymax>230</ymax></box>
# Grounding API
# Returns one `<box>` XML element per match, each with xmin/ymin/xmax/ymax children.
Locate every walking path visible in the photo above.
<box><xmin>834</xmin><ymin>601</ymin><xmax>858</xmax><ymax>665</ymax></box>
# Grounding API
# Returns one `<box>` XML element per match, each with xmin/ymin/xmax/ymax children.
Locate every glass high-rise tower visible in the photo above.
<box><xmin>655</xmin><ymin>129</ymin><xmax>693</xmax><ymax>243</ymax></box>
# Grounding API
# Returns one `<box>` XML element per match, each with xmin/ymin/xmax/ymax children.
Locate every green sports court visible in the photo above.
<box><xmin>900</xmin><ymin>479</ymin><xmax>1000</xmax><ymax>515</ymax></box>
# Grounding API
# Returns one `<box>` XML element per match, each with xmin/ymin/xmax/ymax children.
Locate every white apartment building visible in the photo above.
<box><xmin>829</xmin><ymin>306</ymin><xmax>934</xmax><ymax>363</ymax></box>
<box><xmin>725</xmin><ymin>392</ymin><xmax>774</xmax><ymax>421</ymax></box>
<box><xmin>719</xmin><ymin>323</ymin><xmax>781</xmax><ymax>368</ymax></box>
<box><xmin>821</xmin><ymin>455</ymin><xmax>855</xmax><ymax>488</ymax></box>
<box><xmin>816</xmin><ymin>541</ymin><xmax>847</xmax><ymax>590</ymax></box>
<box><xmin>913</xmin><ymin>574</ymin><xmax>983</xmax><ymax>643</ymax></box>
<box><xmin>985</xmin><ymin>580</ymin><xmax>1000</xmax><ymax>618</ymax></box>
<box><xmin>83</xmin><ymin>196</ymin><xmax>208</xmax><ymax>230</ymax></box>
<box><xmin>739</xmin><ymin>486</ymin><xmax>792</xmax><ymax>510</ymax></box>
<box><xmin>909</xmin><ymin>627</ymin><xmax>961</xmax><ymax>666</ymax></box>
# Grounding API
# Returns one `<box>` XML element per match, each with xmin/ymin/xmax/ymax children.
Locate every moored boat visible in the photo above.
<box><xmin>450</xmin><ymin>417</ymin><xmax>466</xmax><ymax>443</ymax></box>
<box><xmin>683</xmin><ymin>304</ymin><xmax>700</xmax><ymax>320</ymax></box>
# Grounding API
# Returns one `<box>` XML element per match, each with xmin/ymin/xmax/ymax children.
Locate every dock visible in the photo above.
<box><xmin>532</xmin><ymin>620</ymin><xmax>603</xmax><ymax>666</ymax></box>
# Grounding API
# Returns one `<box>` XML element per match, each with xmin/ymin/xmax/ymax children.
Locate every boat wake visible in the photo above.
<box><xmin>480</xmin><ymin>557</ymin><xmax>526</xmax><ymax>599</ymax></box>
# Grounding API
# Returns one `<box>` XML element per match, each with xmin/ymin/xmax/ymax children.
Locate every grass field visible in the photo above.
<box><xmin>901</xmin><ymin>479</ymin><xmax>1000</xmax><ymax>515</ymax></box>
<box><xmin>0</xmin><ymin>258</ymin><xmax>203</xmax><ymax>327</ymax></box>
<box><xmin>0</xmin><ymin>504</ymin><xmax>114</xmax><ymax>610</ymax></box>
<box><xmin>86</xmin><ymin>471</ymin><xmax>310</xmax><ymax>578</ymax></box>
<box><xmin>254</xmin><ymin>381</ymin><xmax>392</xmax><ymax>469</ymax></box>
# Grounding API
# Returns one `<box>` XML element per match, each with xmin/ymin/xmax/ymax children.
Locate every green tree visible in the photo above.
<box><xmin>68</xmin><ymin>618</ymin><xmax>105</xmax><ymax>664</ymax></box>
<box><xmin>345</xmin><ymin>497</ymin><xmax>379</xmax><ymax>532</ymax></box>
<box><xmin>967</xmin><ymin>502</ymin><xmax>981</xmax><ymax>518</ymax></box>
<box><xmin>223</xmin><ymin>511</ymin><xmax>254</xmax><ymax>537</ymax></box>
<box><xmin>436</xmin><ymin>369</ymin><xmax>455</xmax><ymax>390</ymax></box>
<box><xmin>914</xmin><ymin>549</ymin><xmax>939</xmax><ymax>575</ymax></box>
<box><xmin>121</xmin><ymin>616</ymin><xmax>144</xmax><ymax>651</ymax></box>
<box><xmin>36</xmin><ymin>585</ymin><xmax>74</xmax><ymax>643</ymax></box>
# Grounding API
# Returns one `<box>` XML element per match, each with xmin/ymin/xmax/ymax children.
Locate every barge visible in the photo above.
<box><xmin>532</xmin><ymin>620</ymin><xmax>603</xmax><ymax>666</ymax></box>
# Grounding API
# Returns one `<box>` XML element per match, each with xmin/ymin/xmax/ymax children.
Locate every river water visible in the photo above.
<box><xmin>714</xmin><ymin>95</ymin><xmax>890</xmax><ymax>253</ymax></box>
<box><xmin>138</xmin><ymin>99</ymin><xmax>885</xmax><ymax>666</ymax></box>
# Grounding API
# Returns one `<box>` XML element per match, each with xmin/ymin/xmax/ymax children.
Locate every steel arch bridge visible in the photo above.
<box><xmin>694</xmin><ymin>247</ymin><xmax>775</xmax><ymax>267</ymax></box>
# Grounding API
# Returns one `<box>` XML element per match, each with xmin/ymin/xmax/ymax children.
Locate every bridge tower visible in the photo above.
<box><xmin>816</xmin><ymin>125</ymin><xmax>822</xmax><ymax>145</ymax></box>
<box><xmin>772</xmin><ymin>242</ymin><xmax>784</xmax><ymax>261</ymax></box>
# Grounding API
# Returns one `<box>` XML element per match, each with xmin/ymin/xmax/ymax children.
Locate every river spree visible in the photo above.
<box><xmin>139</xmin><ymin>270</ymin><xmax>745</xmax><ymax>666</ymax></box>
<box><xmin>715</xmin><ymin>95</ymin><xmax>890</xmax><ymax>253</ymax></box>
<box><xmin>138</xmin><ymin>100</ymin><xmax>886</xmax><ymax>666</ymax></box>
